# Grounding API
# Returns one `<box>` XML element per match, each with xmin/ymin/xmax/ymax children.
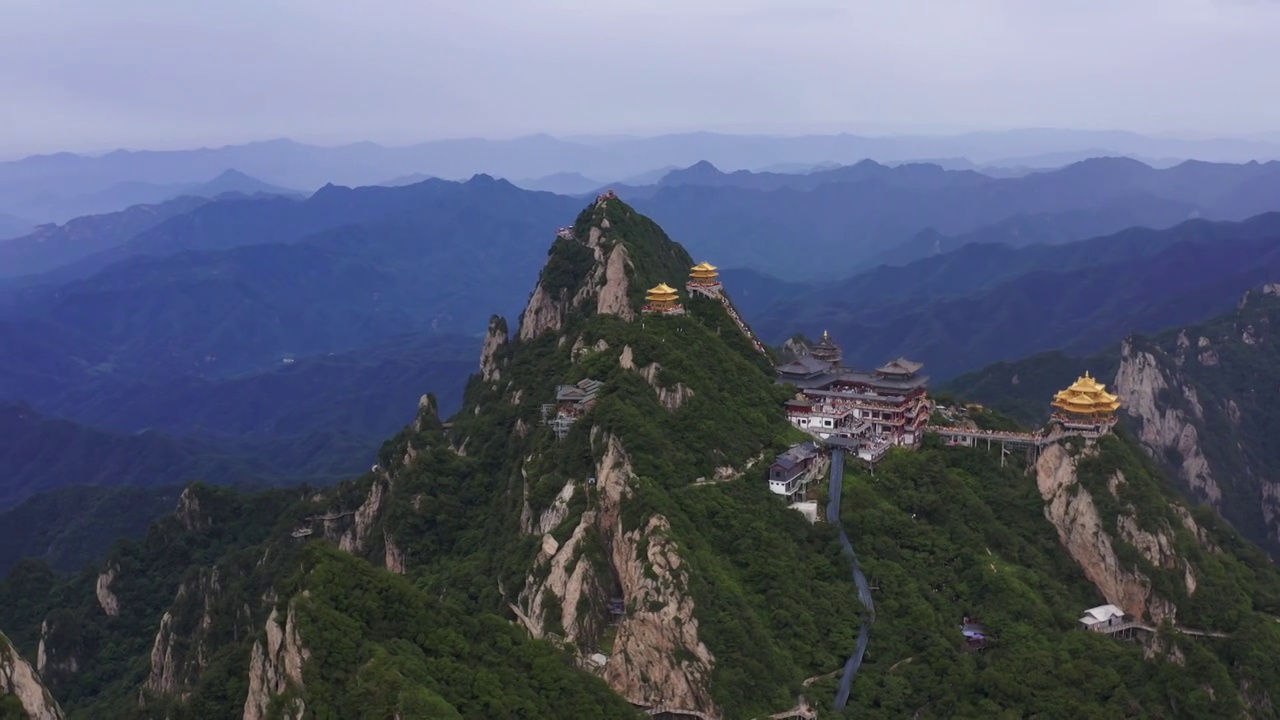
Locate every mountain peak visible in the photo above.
<box><xmin>659</xmin><ymin>160</ymin><xmax>724</xmax><ymax>186</ymax></box>
<box><xmin>516</xmin><ymin>192</ymin><xmax>694</xmax><ymax>341</ymax></box>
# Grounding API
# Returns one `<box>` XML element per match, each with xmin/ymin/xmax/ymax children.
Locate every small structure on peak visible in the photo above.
<box><xmin>596</xmin><ymin>188</ymin><xmax>618</xmax><ymax>204</ymax></box>
<box><xmin>686</xmin><ymin>261</ymin><xmax>723</xmax><ymax>297</ymax></box>
<box><xmin>643</xmin><ymin>283</ymin><xmax>685</xmax><ymax>315</ymax></box>
<box><xmin>1051</xmin><ymin>371</ymin><xmax>1121</xmax><ymax>433</ymax></box>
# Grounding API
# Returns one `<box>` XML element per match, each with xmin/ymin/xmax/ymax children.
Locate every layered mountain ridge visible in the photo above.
<box><xmin>6</xmin><ymin>196</ymin><xmax>1280</xmax><ymax>718</ymax></box>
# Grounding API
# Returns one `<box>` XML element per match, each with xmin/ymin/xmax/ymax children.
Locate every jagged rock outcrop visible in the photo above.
<box><xmin>96</xmin><ymin>563</ymin><xmax>121</xmax><ymax>618</ymax></box>
<box><xmin>480</xmin><ymin>315</ymin><xmax>509</xmax><ymax>382</ymax></box>
<box><xmin>595</xmin><ymin>245</ymin><xmax>635</xmax><ymax>321</ymax></box>
<box><xmin>1</xmin><ymin>631</ymin><xmax>64</xmax><ymax>720</ymax></box>
<box><xmin>519</xmin><ymin>284</ymin><xmax>563</xmax><ymax>340</ymax></box>
<box><xmin>333</xmin><ymin>478</ymin><xmax>388</xmax><ymax>555</ymax></box>
<box><xmin>519</xmin><ymin>200</ymin><xmax>639</xmax><ymax>341</ymax></box>
<box><xmin>516</xmin><ymin>434</ymin><xmax>719</xmax><ymax>716</ymax></box>
<box><xmin>1035</xmin><ymin>444</ymin><xmax>1179</xmax><ymax>622</ymax></box>
<box><xmin>520</xmin><ymin>477</ymin><xmax>576</xmax><ymax>537</ymax></box>
<box><xmin>243</xmin><ymin>596</ymin><xmax>311</xmax><ymax>720</ymax></box>
<box><xmin>35</xmin><ymin>620</ymin><xmax>77</xmax><ymax>679</ymax></box>
<box><xmin>604</xmin><ymin>513</ymin><xmax>717</xmax><ymax>715</ymax></box>
<box><xmin>619</xmin><ymin>345</ymin><xmax>695</xmax><ymax>411</ymax></box>
<box><xmin>145</xmin><ymin>567</ymin><xmax>225</xmax><ymax>698</ymax></box>
<box><xmin>1115</xmin><ymin>339</ymin><xmax>1221</xmax><ymax>504</ymax></box>
<box><xmin>384</xmin><ymin>530</ymin><xmax>406</xmax><ymax>574</ymax></box>
<box><xmin>174</xmin><ymin>486</ymin><xmax>211</xmax><ymax>532</ymax></box>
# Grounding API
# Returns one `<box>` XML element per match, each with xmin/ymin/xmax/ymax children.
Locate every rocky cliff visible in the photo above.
<box><xmin>1115</xmin><ymin>287</ymin><xmax>1280</xmax><ymax>556</ymax></box>
<box><xmin>0</xmin><ymin>630</ymin><xmax>63</xmax><ymax>720</ymax></box>
<box><xmin>242</xmin><ymin>596</ymin><xmax>311</xmax><ymax>720</ymax></box>
<box><xmin>1035</xmin><ymin>443</ymin><xmax>1182</xmax><ymax>622</ymax></box>
<box><xmin>0</xmin><ymin>195</ymin><xmax>860</xmax><ymax>719</ymax></box>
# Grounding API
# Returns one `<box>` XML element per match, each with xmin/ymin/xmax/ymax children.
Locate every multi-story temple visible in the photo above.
<box><xmin>686</xmin><ymin>262</ymin><xmax>723</xmax><ymax>297</ymax></box>
<box><xmin>776</xmin><ymin>334</ymin><xmax>931</xmax><ymax>447</ymax></box>
<box><xmin>1051</xmin><ymin>372</ymin><xmax>1122</xmax><ymax>431</ymax></box>
<box><xmin>810</xmin><ymin>330</ymin><xmax>842</xmax><ymax>365</ymax></box>
<box><xmin>643</xmin><ymin>283</ymin><xmax>685</xmax><ymax>315</ymax></box>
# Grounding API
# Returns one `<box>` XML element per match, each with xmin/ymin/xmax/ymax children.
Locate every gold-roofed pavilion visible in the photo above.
<box><xmin>1051</xmin><ymin>371</ymin><xmax>1121</xmax><ymax>420</ymax></box>
<box><xmin>690</xmin><ymin>261</ymin><xmax>720</xmax><ymax>280</ymax></box>
<box><xmin>643</xmin><ymin>283</ymin><xmax>684</xmax><ymax>314</ymax></box>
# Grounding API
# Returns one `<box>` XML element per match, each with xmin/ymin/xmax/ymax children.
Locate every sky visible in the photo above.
<box><xmin>3</xmin><ymin>0</ymin><xmax>1280</xmax><ymax>156</ymax></box>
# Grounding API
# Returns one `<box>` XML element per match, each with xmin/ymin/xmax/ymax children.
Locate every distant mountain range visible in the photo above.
<box><xmin>4</xmin><ymin>129</ymin><xmax>1279</xmax><ymax>220</ymax></box>
<box><xmin>0</xmin><ymin>168</ymin><xmax>300</xmax><ymax>225</ymax></box>
<box><xmin>744</xmin><ymin>212</ymin><xmax>1280</xmax><ymax>381</ymax></box>
<box><xmin>625</xmin><ymin>157</ymin><xmax>1280</xmax><ymax>278</ymax></box>
<box><xmin>0</xmin><ymin>401</ymin><xmax>360</xmax><ymax>512</ymax></box>
<box><xmin>0</xmin><ymin>195</ymin><xmax>210</xmax><ymax>278</ymax></box>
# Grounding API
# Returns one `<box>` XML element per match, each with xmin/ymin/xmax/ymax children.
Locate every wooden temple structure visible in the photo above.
<box><xmin>1051</xmin><ymin>371</ymin><xmax>1122</xmax><ymax>431</ymax></box>
<box><xmin>686</xmin><ymin>262</ymin><xmax>723</xmax><ymax>298</ymax></box>
<box><xmin>776</xmin><ymin>333</ymin><xmax>931</xmax><ymax>448</ymax></box>
<box><xmin>643</xmin><ymin>283</ymin><xmax>685</xmax><ymax>315</ymax></box>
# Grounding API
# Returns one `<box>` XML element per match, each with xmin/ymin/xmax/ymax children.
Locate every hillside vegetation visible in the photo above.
<box><xmin>6</xmin><ymin>196</ymin><xmax>1280</xmax><ymax>718</ymax></box>
<box><xmin>948</xmin><ymin>287</ymin><xmax>1280</xmax><ymax>559</ymax></box>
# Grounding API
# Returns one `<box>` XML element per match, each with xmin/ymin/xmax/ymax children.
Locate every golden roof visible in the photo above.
<box><xmin>691</xmin><ymin>261</ymin><xmax>718</xmax><ymax>273</ymax></box>
<box><xmin>646</xmin><ymin>283</ymin><xmax>680</xmax><ymax>303</ymax></box>
<box><xmin>1051</xmin><ymin>371</ymin><xmax>1121</xmax><ymax>413</ymax></box>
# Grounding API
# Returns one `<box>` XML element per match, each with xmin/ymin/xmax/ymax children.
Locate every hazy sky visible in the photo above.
<box><xmin>3</xmin><ymin>0</ymin><xmax>1280</xmax><ymax>155</ymax></box>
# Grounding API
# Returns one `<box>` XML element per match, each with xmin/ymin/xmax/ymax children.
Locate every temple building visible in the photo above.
<box><xmin>810</xmin><ymin>330</ymin><xmax>842</xmax><ymax>365</ymax></box>
<box><xmin>643</xmin><ymin>283</ymin><xmax>685</xmax><ymax>315</ymax></box>
<box><xmin>1051</xmin><ymin>372</ymin><xmax>1122</xmax><ymax>431</ymax></box>
<box><xmin>541</xmin><ymin>378</ymin><xmax>605</xmax><ymax>440</ymax></box>
<box><xmin>767</xmin><ymin>441</ymin><xmax>823</xmax><ymax>501</ymax></box>
<box><xmin>776</xmin><ymin>333</ymin><xmax>931</xmax><ymax>447</ymax></box>
<box><xmin>686</xmin><ymin>261</ymin><xmax>723</xmax><ymax>297</ymax></box>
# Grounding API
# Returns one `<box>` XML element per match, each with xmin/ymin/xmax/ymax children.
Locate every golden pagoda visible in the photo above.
<box><xmin>689</xmin><ymin>261</ymin><xmax>720</xmax><ymax>286</ymax></box>
<box><xmin>643</xmin><ymin>283</ymin><xmax>683</xmax><ymax>314</ymax></box>
<box><xmin>1051</xmin><ymin>371</ymin><xmax>1122</xmax><ymax>424</ymax></box>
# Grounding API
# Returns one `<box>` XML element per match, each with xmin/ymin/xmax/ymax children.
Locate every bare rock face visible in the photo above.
<box><xmin>0</xmin><ymin>631</ymin><xmax>64</xmax><ymax>720</ymax></box>
<box><xmin>518</xmin><ymin>284</ymin><xmax>564</xmax><ymax>341</ymax></box>
<box><xmin>243</xmin><ymin>596</ymin><xmax>311</xmax><ymax>720</ymax></box>
<box><xmin>518</xmin><ymin>213</ymin><xmax>638</xmax><ymax>341</ymax></box>
<box><xmin>1035</xmin><ymin>444</ymin><xmax>1178</xmax><ymax>623</ymax></box>
<box><xmin>479</xmin><ymin>315</ymin><xmax>509</xmax><ymax>382</ymax></box>
<box><xmin>514</xmin><ymin>434</ymin><xmax>719</xmax><ymax>716</ymax></box>
<box><xmin>333</xmin><ymin>478</ymin><xmax>388</xmax><ymax>556</ymax></box>
<box><xmin>595</xmin><ymin>245</ymin><xmax>635</xmax><ymax>321</ymax></box>
<box><xmin>1115</xmin><ymin>339</ymin><xmax>1222</xmax><ymax>505</ymax></box>
<box><xmin>96</xmin><ymin>563</ymin><xmax>121</xmax><ymax>618</ymax></box>
<box><xmin>174</xmin><ymin>486</ymin><xmax>211</xmax><ymax>532</ymax></box>
<box><xmin>520</xmin><ymin>477</ymin><xmax>576</xmax><ymax>537</ymax></box>
<box><xmin>36</xmin><ymin>621</ymin><xmax>77</xmax><ymax>678</ymax></box>
<box><xmin>145</xmin><ymin>567</ymin><xmax>226</xmax><ymax>698</ymax></box>
<box><xmin>604</xmin><ymin>514</ymin><xmax>717</xmax><ymax>714</ymax></box>
<box><xmin>384</xmin><ymin>530</ymin><xmax>406</xmax><ymax>575</ymax></box>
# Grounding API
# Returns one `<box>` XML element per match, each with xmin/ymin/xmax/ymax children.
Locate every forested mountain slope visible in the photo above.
<box><xmin>6</xmin><ymin>197</ymin><xmax>1280</xmax><ymax>719</ymax></box>
<box><xmin>948</xmin><ymin>285</ymin><xmax>1280</xmax><ymax>560</ymax></box>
